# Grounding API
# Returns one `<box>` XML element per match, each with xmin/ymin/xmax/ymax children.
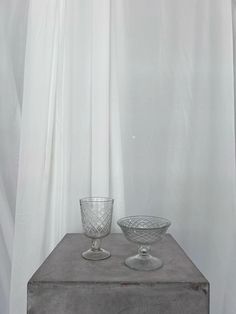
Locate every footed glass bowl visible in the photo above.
<box><xmin>117</xmin><ymin>215</ymin><xmax>171</xmax><ymax>271</ymax></box>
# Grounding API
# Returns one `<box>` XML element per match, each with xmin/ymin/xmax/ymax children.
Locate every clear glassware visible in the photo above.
<box><xmin>80</xmin><ymin>197</ymin><xmax>114</xmax><ymax>260</ymax></box>
<box><xmin>117</xmin><ymin>215</ymin><xmax>171</xmax><ymax>271</ymax></box>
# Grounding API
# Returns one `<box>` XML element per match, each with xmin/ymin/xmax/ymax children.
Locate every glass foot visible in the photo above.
<box><xmin>82</xmin><ymin>248</ymin><xmax>111</xmax><ymax>261</ymax></box>
<box><xmin>125</xmin><ymin>254</ymin><xmax>163</xmax><ymax>271</ymax></box>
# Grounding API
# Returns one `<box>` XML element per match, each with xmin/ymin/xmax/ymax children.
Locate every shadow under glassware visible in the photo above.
<box><xmin>117</xmin><ymin>215</ymin><xmax>171</xmax><ymax>271</ymax></box>
<box><xmin>80</xmin><ymin>197</ymin><xmax>114</xmax><ymax>260</ymax></box>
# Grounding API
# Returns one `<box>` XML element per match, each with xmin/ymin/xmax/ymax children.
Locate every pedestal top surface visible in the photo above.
<box><xmin>30</xmin><ymin>234</ymin><xmax>208</xmax><ymax>285</ymax></box>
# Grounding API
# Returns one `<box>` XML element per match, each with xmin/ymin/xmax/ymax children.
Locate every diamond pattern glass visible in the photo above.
<box><xmin>80</xmin><ymin>197</ymin><xmax>114</xmax><ymax>260</ymax></box>
<box><xmin>117</xmin><ymin>215</ymin><xmax>171</xmax><ymax>271</ymax></box>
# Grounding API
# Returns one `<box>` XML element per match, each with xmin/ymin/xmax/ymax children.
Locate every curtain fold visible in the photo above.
<box><xmin>9</xmin><ymin>1</ymin><xmax>68</xmax><ymax>312</ymax></box>
<box><xmin>0</xmin><ymin>0</ymin><xmax>235</xmax><ymax>313</ymax></box>
<box><xmin>223</xmin><ymin>1</ymin><xmax>236</xmax><ymax>313</ymax></box>
<box><xmin>10</xmin><ymin>1</ymin><xmax>120</xmax><ymax>313</ymax></box>
<box><xmin>90</xmin><ymin>0</ymin><xmax>110</xmax><ymax>196</ymax></box>
<box><xmin>0</xmin><ymin>1</ymin><xmax>29</xmax><ymax>313</ymax></box>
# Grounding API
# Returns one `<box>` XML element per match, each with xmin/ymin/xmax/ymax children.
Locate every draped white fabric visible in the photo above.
<box><xmin>0</xmin><ymin>0</ymin><xmax>235</xmax><ymax>313</ymax></box>
<box><xmin>0</xmin><ymin>0</ymin><xmax>28</xmax><ymax>313</ymax></box>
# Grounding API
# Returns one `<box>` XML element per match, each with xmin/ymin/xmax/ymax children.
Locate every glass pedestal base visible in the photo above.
<box><xmin>125</xmin><ymin>254</ymin><xmax>163</xmax><ymax>271</ymax></box>
<box><xmin>82</xmin><ymin>248</ymin><xmax>111</xmax><ymax>261</ymax></box>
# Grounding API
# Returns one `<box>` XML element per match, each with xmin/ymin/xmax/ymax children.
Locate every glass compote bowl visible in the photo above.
<box><xmin>80</xmin><ymin>197</ymin><xmax>114</xmax><ymax>261</ymax></box>
<box><xmin>117</xmin><ymin>215</ymin><xmax>171</xmax><ymax>271</ymax></box>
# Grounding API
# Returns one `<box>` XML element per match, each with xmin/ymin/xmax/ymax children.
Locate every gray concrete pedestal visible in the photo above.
<box><xmin>27</xmin><ymin>234</ymin><xmax>209</xmax><ymax>314</ymax></box>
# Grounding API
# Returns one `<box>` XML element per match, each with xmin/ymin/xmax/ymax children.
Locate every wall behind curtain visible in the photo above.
<box><xmin>0</xmin><ymin>0</ymin><xmax>28</xmax><ymax>313</ymax></box>
<box><xmin>0</xmin><ymin>0</ymin><xmax>235</xmax><ymax>314</ymax></box>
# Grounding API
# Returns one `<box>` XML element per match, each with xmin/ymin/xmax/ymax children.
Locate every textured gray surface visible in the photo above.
<box><xmin>28</xmin><ymin>233</ymin><xmax>209</xmax><ymax>314</ymax></box>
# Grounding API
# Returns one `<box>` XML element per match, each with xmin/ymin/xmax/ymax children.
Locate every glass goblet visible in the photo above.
<box><xmin>117</xmin><ymin>215</ymin><xmax>171</xmax><ymax>271</ymax></box>
<box><xmin>80</xmin><ymin>197</ymin><xmax>114</xmax><ymax>260</ymax></box>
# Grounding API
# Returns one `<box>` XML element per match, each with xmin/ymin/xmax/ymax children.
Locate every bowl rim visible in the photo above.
<box><xmin>117</xmin><ymin>215</ymin><xmax>171</xmax><ymax>230</ymax></box>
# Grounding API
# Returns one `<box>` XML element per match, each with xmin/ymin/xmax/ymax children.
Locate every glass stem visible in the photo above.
<box><xmin>91</xmin><ymin>239</ymin><xmax>101</xmax><ymax>251</ymax></box>
<box><xmin>138</xmin><ymin>245</ymin><xmax>151</xmax><ymax>257</ymax></box>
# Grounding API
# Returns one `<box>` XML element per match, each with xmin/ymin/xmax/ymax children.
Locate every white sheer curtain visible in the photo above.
<box><xmin>9</xmin><ymin>1</ymin><xmax>125</xmax><ymax>313</ymax></box>
<box><xmin>0</xmin><ymin>0</ymin><xmax>235</xmax><ymax>313</ymax></box>
<box><xmin>0</xmin><ymin>0</ymin><xmax>28</xmax><ymax>313</ymax></box>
